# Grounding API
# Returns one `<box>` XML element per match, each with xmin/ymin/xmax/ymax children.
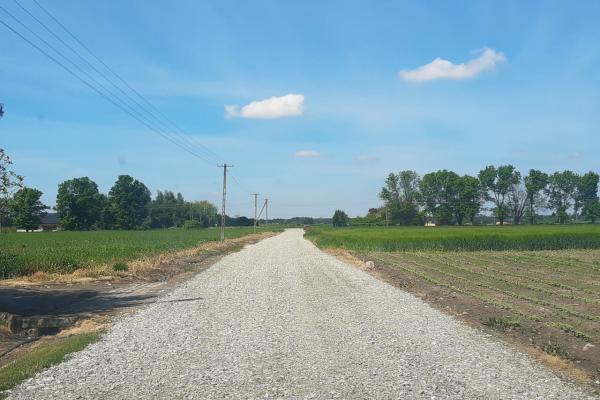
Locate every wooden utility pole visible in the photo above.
<box><xmin>264</xmin><ymin>198</ymin><xmax>269</xmax><ymax>226</ymax></box>
<box><xmin>218</xmin><ymin>164</ymin><xmax>232</xmax><ymax>241</ymax></box>
<box><xmin>253</xmin><ymin>193</ymin><xmax>259</xmax><ymax>233</ymax></box>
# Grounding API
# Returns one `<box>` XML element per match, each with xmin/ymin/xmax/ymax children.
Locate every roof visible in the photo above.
<box><xmin>40</xmin><ymin>213</ymin><xmax>60</xmax><ymax>225</ymax></box>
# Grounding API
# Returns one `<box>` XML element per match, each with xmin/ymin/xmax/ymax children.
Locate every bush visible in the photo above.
<box><xmin>183</xmin><ymin>220</ymin><xmax>201</xmax><ymax>230</ymax></box>
<box><xmin>112</xmin><ymin>262</ymin><xmax>128</xmax><ymax>272</ymax></box>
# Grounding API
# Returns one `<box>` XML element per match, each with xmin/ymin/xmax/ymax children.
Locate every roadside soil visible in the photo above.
<box><xmin>325</xmin><ymin>248</ymin><xmax>600</xmax><ymax>391</ymax></box>
<box><xmin>0</xmin><ymin>232</ymin><xmax>276</xmax><ymax>367</ymax></box>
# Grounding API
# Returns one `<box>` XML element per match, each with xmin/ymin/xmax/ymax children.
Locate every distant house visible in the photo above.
<box><xmin>40</xmin><ymin>213</ymin><xmax>60</xmax><ymax>231</ymax></box>
<box><xmin>17</xmin><ymin>213</ymin><xmax>60</xmax><ymax>232</ymax></box>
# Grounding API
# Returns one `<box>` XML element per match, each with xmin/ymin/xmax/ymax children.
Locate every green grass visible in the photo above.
<box><xmin>0</xmin><ymin>333</ymin><xmax>101</xmax><ymax>394</ymax></box>
<box><xmin>305</xmin><ymin>224</ymin><xmax>600</xmax><ymax>252</ymax></box>
<box><xmin>0</xmin><ymin>226</ymin><xmax>283</xmax><ymax>278</ymax></box>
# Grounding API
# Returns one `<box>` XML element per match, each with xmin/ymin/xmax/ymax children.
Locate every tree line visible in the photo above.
<box><xmin>354</xmin><ymin>166</ymin><xmax>600</xmax><ymax>226</ymax></box>
<box><xmin>3</xmin><ymin>174</ymin><xmax>224</xmax><ymax>231</ymax></box>
<box><xmin>1</xmin><ymin>149</ymin><xmax>241</xmax><ymax>231</ymax></box>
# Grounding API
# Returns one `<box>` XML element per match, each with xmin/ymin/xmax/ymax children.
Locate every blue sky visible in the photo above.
<box><xmin>1</xmin><ymin>0</ymin><xmax>600</xmax><ymax>218</ymax></box>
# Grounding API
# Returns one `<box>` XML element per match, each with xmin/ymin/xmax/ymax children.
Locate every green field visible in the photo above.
<box><xmin>305</xmin><ymin>225</ymin><xmax>600</xmax><ymax>252</ymax></box>
<box><xmin>0</xmin><ymin>227</ymin><xmax>282</xmax><ymax>278</ymax></box>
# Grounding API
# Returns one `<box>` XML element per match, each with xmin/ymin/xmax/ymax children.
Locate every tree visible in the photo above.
<box><xmin>106</xmin><ymin>175</ymin><xmax>151</xmax><ymax>229</ymax></box>
<box><xmin>187</xmin><ymin>200</ymin><xmax>218</xmax><ymax>227</ymax></box>
<box><xmin>524</xmin><ymin>169</ymin><xmax>548</xmax><ymax>224</ymax></box>
<box><xmin>148</xmin><ymin>190</ymin><xmax>183</xmax><ymax>228</ymax></box>
<box><xmin>0</xmin><ymin>148</ymin><xmax>24</xmax><ymax>232</ymax></box>
<box><xmin>586</xmin><ymin>200</ymin><xmax>600</xmax><ymax>223</ymax></box>
<box><xmin>478</xmin><ymin>165</ymin><xmax>520</xmax><ymax>224</ymax></box>
<box><xmin>454</xmin><ymin>175</ymin><xmax>482</xmax><ymax>225</ymax></box>
<box><xmin>56</xmin><ymin>177</ymin><xmax>105</xmax><ymax>230</ymax></box>
<box><xmin>420</xmin><ymin>170</ymin><xmax>459</xmax><ymax>225</ymax></box>
<box><xmin>577</xmin><ymin>172</ymin><xmax>599</xmax><ymax>222</ymax></box>
<box><xmin>379</xmin><ymin>171</ymin><xmax>421</xmax><ymax>225</ymax></box>
<box><xmin>507</xmin><ymin>183</ymin><xmax>527</xmax><ymax>224</ymax></box>
<box><xmin>11</xmin><ymin>187</ymin><xmax>47</xmax><ymax>231</ymax></box>
<box><xmin>546</xmin><ymin>171</ymin><xmax>578</xmax><ymax>224</ymax></box>
<box><xmin>332</xmin><ymin>210</ymin><xmax>349</xmax><ymax>227</ymax></box>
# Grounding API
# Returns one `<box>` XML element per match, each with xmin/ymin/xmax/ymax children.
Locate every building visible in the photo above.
<box><xmin>16</xmin><ymin>213</ymin><xmax>60</xmax><ymax>232</ymax></box>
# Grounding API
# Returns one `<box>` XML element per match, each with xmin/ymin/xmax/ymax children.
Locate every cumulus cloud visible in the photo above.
<box><xmin>399</xmin><ymin>48</ymin><xmax>506</xmax><ymax>82</ymax></box>
<box><xmin>295</xmin><ymin>150</ymin><xmax>320</xmax><ymax>158</ymax></box>
<box><xmin>225</xmin><ymin>94</ymin><xmax>305</xmax><ymax>119</ymax></box>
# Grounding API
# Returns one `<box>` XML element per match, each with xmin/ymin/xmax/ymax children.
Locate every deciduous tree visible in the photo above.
<box><xmin>56</xmin><ymin>177</ymin><xmax>105</xmax><ymax>230</ymax></box>
<box><xmin>524</xmin><ymin>169</ymin><xmax>548</xmax><ymax>224</ymax></box>
<box><xmin>546</xmin><ymin>171</ymin><xmax>578</xmax><ymax>224</ymax></box>
<box><xmin>577</xmin><ymin>172</ymin><xmax>599</xmax><ymax>222</ymax></box>
<box><xmin>420</xmin><ymin>170</ymin><xmax>458</xmax><ymax>225</ymax></box>
<box><xmin>332</xmin><ymin>210</ymin><xmax>349</xmax><ymax>227</ymax></box>
<box><xmin>11</xmin><ymin>187</ymin><xmax>47</xmax><ymax>231</ymax></box>
<box><xmin>478</xmin><ymin>165</ymin><xmax>520</xmax><ymax>224</ymax></box>
<box><xmin>0</xmin><ymin>149</ymin><xmax>23</xmax><ymax>232</ymax></box>
<box><xmin>106</xmin><ymin>175</ymin><xmax>151</xmax><ymax>230</ymax></box>
<box><xmin>454</xmin><ymin>175</ymin><xmax>482</xmax><ymax>225</ymax></box>
<box><xmin>379</xmin><ymin>171</ymin><xmax>421</xmax><ymax>225</ymax></box>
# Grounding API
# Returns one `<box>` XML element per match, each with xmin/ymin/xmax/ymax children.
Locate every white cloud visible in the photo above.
<box><xmin>399</xmin><ymin>48</ymin><xmax>506</xmax><ymax>82</ymax></box>
<box><xmin>225</xmin><ymin>94</ymin><xmax>305</xmax><ymax>119</ymax></box>
<box><xmin>295</xmin><ymin>150</ymin><xmax>320</xmax><ymax>158</ymax></box>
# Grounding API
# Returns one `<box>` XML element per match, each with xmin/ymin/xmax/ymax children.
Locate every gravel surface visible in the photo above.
<box><xmin>8</xmin><ymin>229</ymin><xmax>596</xmax><ymax>399</ymax></box>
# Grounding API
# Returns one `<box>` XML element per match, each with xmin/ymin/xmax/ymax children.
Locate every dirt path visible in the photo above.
<box><xmin>6</xmin><ymin>229</ymin><xmax>596</xmax><ymax>399</ymax></box>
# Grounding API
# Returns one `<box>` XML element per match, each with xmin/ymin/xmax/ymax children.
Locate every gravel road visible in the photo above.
<box><xmin>8</xmin><ymin>229</ymin><xmax>596</xmax><ymax>399</ymax></box>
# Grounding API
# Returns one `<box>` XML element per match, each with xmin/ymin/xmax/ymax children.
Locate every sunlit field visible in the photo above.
<box><xmin>0</xmin><ymin>227</ymin><xmax>282</xmax><ymax>278</ymax></box>
<box><xmin>305</xmin><ymin>225</ymin><xmax>600</xmax><ymax>252</ymax></box>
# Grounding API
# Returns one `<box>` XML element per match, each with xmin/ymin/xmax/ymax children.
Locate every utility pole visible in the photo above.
<box><xmin>218</xmin><ymin>164</ymin><xmax>232</xmax><ymax>241</ymax></box>
<box><xmin>252</xmin><ymin>193</ymin><xmax>259</xmax><ymax>233</ymax></box>
<box><xmin>264</xmin><ymin>198</ymin><xmax>269</xmax><ymax>226</ymax></box>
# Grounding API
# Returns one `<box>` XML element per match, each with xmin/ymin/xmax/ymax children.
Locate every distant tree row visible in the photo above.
<box><xmin>0</xmin><ymin>148</ymin><xmax>269</xmax><ymax>232</ymax></box>
<box><xmin>366</xmin><ymin>166</ymin><xmax>600</xmax><ymax>226</ymax></box>
<box><xmin>0</xmin><ymin>164</ymin><xmax>222</xmax><ymax>231</ymax></box>
<box><xmin>55</xmin><ymin>175</ymin><xmax>222</xmax><ymax>230</ymax></box>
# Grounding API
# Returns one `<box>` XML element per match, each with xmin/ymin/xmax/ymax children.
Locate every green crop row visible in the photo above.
<box><xmin>305</xmin><ymin>225</ymin><xmax>600</xmax><ymax>252</ymax></box>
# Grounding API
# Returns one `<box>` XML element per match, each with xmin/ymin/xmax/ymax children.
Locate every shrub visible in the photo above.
<box><xmin>112</xmin><ymin>262</ymin><xmax>128</xmax><ymax>272</ymax></box>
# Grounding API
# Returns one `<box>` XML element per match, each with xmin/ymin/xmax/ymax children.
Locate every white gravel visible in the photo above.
<box><xmin>8</xmin><ymin>229</ymin><xmax>597</xmax><ymax>399</ymax></box>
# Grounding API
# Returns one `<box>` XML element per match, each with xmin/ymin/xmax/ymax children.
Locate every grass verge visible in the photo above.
<box><xmin>0</xmin><ymin>332</ymin><xmax>101</xmax><ymax>395</ymax></box>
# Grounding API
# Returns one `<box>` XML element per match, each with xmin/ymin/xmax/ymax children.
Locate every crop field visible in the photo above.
<box><xmin>0</xmin><ymin>227</ymin><xmax>282</xmax><ymax>278</ymax></box>
<box><xmin>305</xmin><ymin>225</ymin><xmax>600</xmax><ymax>251</ymax></box>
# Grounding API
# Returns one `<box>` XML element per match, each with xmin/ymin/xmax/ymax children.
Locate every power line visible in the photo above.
<box><xmin>24</xmin><ymin>0</ymin><xmax>262</xmax><ymax>193</ymax></box>
<box><xmin>24</xmin><ymin>0</ymin><xmax>223</xmax><ymax>164</ymax></box>
<box><xmin>6</xmin><ymin>1</ymin><xmax>218</xmax><ymax>166</ymax></box>
<box><xmin>0</xmin><ymin>11</ymin><xmax>215</xmax><ymax>166</ymax></box>
<box><xmin>1</xmin><ymin>4</ymin><xmax>261</xmax><ymax>203</ymax></box>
